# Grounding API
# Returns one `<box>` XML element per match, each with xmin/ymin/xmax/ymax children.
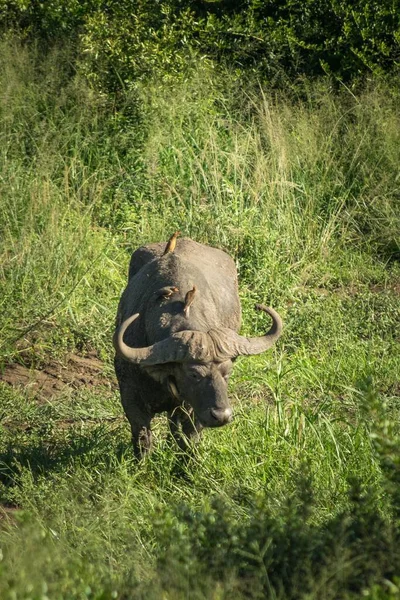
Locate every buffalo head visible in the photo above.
<box><xmin>113</xmin><ymin>305</ymin><xmax>282</xmax><ymax>428</ymax></box>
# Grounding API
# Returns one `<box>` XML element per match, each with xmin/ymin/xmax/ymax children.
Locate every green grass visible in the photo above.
<box><xmin>0</xmin><ymin>41</ymin><xmax>400</xmax><ymax>599</ymax></box>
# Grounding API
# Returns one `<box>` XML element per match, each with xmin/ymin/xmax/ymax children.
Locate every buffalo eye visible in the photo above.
<box><xmin>187</xmin><ymin>365</ymin><xmax>207</xmax><ymax>382</ymax></box>
<box><xmin>189</xmin><ymin>371</ymin><xmax>201</xmax><ymax>381</ymax></box>
<box><xmin>218</xmin><ymin>362</ymin><xmax>232</xmax><ymax>381</ymax></box>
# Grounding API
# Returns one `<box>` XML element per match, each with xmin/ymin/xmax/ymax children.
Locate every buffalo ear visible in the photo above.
<box><xmin>143</xmin><ymin>363</ymin><xmax>172</xmax><ymax>384</ymax></box>
<box><xmin>143</xmin><ymin>365</ymin><xmax>180</xmax><ymax>398</ymax></box>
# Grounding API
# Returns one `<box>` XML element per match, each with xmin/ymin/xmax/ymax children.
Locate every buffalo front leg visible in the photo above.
<box><xmin>120</xmin><ymin>389</ymin><xmax>153</xmax><ymax>458</ymax></box>
<box><xmin>115</xmin><ymin>360</ymin><xmax>154</xmax><ymax>458</ymax></box>
<box><xmin>168</xmin><ymin>405</ymin><xmax>203</xmax><ymax>451</ymax></box>
<box><xmin>131</xmin><ymin>414</ymin><xmax>153</xmax><ymax>458</ymax></box>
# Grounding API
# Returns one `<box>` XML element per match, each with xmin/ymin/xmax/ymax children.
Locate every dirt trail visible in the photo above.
<box><xmin>1</xmin><ymin>351</ymin><xmax>114</xmax><ymax>400</ymax></box>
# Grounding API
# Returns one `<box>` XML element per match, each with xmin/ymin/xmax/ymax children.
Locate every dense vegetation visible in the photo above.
<box><xmin>0</xmin><ymin>2</ymin><xmax>400</xmax><ymax>598</ymax></box>
<box><xmin>1</xmin><ymin>0</ymin><xmax>400</xmax><ymax>88</ymax></box>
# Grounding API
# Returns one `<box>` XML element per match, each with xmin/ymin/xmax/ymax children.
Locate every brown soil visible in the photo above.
<box><xmin>1</xmin><ymin>351</ymin><xmax>115</xmax><ymax>401</ymax></box>
<box><xmin>369</xmin><ymin>282</ymin><xmax>400</xmax><ymax>296</ymax></box>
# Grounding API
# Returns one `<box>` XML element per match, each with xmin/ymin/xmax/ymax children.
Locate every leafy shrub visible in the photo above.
<box><xmin>1</xmin><ymin>0</ymin><xmax>399</xmax><ymax>90</ymax></box>
<box><xmin>149</xmin><ymin>383</ymin><xmax>400</xmax><ymax>599</ymax></box>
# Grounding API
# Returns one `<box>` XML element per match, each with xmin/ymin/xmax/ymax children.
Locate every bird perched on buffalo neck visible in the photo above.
<box><xmin>183</xmin><ymin>285</ymin><xmax>197</xmax><ymax>317</ymax></box>
<box><xmin>156</xmin><ymin>286</ymin><xmax>179</xmax><ymax>301</ymax></box>
<box><xmin>163</xmin><ymin>230</ymin><xmax>180</xmax><ymax>255</ymax></box>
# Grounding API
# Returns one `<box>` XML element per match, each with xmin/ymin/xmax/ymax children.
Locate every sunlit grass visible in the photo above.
<box><xmin>0</xmin><ymin>40</ymin><xmax>399</xmax><ymax>599</ymax></box>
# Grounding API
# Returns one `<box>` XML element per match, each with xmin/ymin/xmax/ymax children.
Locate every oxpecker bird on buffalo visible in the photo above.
<box><xmin>113</xmin><ymin>236</ymin><xmax>282</xmax><ymax>457</ymax></box>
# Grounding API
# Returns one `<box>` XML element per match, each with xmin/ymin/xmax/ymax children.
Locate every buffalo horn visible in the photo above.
<box><xmin>231</xmin><ymin>304</ymin><xmax>282</xmax><ymax>356</ymax></box>
<box><xmin>114</xmin><ymin>305</ymin><xmax>282</xmax><ymax>365</ymax></box>
<box><xmin>207</xmin><ymin>305</ymin><xmax>282</xmax><ymax>358</ymax></box>
<box><xmin>113</xmin><ymin>314</ymin><xmax>215</xmax><ymax>365</ymax></box>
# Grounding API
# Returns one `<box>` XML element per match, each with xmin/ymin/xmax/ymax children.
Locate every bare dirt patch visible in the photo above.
<box><xmin>1</xmin><ymin>351</ymin><xmax>115</xmax><ymax>401</ymax></box>
<box><xmin>369</xmin><ymin>282</ymin><xmax>400</xmax><ymax>296</ymax></box>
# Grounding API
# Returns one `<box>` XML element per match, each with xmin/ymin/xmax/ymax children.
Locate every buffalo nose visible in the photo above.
<box><xmin>210</xmin><ymin>407</ymin><xmax>233</xmax><ymax>425</ymax></box>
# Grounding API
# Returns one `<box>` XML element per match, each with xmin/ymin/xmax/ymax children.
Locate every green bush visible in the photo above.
<box><xmin>1</xmin><ymin>0</ymin><xmax>399</xmax><ymax>90</ymax></box>
<box><xmin>149</xmin><ymin>384</ymin><xmax>400</xmax><ymax>599</ymax></box>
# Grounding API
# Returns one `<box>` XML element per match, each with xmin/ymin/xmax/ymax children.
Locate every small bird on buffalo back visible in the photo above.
<box><xmin>156</xmin><ymin>286</ymin><xmax>179</xmax><ymax>301</ymax></box>
<box><xmin>183</xmin><ymin>285</ymin><xmax>197</xmax><ymax>317</ymax></box>
<box><xmin>163</xmin><ymin>231</ymin><xmax>180</xmax><ymax>255</ymax></box>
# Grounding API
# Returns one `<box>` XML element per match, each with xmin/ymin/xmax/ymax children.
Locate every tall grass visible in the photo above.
<box><xmin>0</xmin><ymin>41</ymin><xmax>126</xmax><ymax>363</ymax></box>
<box><xmin>0</xmin><ymin>40</ymin><xmax>399</xmax><ymax>598</ymax></box>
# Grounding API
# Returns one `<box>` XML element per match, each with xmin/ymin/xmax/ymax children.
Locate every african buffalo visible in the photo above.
<box><xmin>114</xmin><ymin>237</ymin><xmax>282</xmax><ymax>456</ymax></box>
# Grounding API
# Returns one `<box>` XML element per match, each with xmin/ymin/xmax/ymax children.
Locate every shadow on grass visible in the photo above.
<box><xmin>0</xmin><ymin>423</ymin><xmax>131</xmax><ymax>488</ymax></box>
